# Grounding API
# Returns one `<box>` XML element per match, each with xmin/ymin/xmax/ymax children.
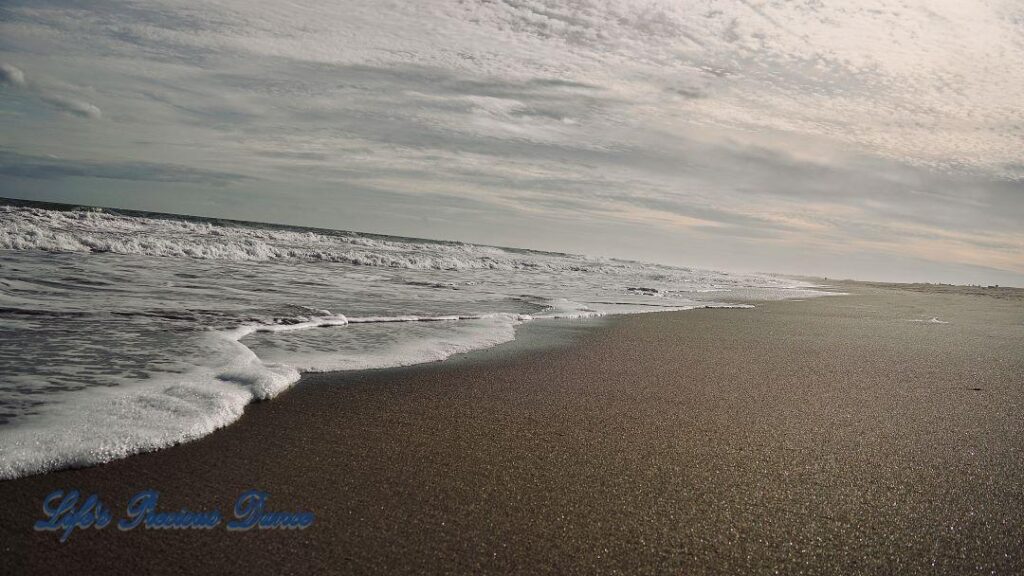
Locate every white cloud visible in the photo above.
<box><xmin>0</xmin><ymin>63</ymin><xmax>26</xmax><ymax>87</ymax></box>
<box><xmin>39</xmin><ymin>93</ymin><xmax>102</xmax><ymax>119</ymax></box>
<box><xmin>0</xmin><ymin>60</ymin><xmax>102</xmax><ymax>119</ymax></box>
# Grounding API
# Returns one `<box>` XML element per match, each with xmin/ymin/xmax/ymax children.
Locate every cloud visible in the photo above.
<box><xmin>39</xmin><ymin>93</ymin><xmax>102</xmax><ymax>119</ymax></box>
<box><xmin>0</xmin><ymin>63</ymin><xmax>26</xmax><ymax>87</ymax></box>
<box><xmin>0</xmin><ymin>150</ymin><xmax>249</xmax><ymax>186</ymax></box>
<box><xmin>0</xmin><ymin>61</ymin><xmax>102</xmax><ymax>119</ymax></box>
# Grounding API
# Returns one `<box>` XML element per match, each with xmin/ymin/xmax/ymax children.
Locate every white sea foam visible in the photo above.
<box><xmin>0</xmin><ymin>202</ymin><xmax>833</xmax><ymax>479</ymax></box>
<box><xmin>245</xmin><ymin>316</ymin><xmax>521</xmax><ymax>373</ymax></box>
<box><xmin>1</xmin><ymin>205</ymin><xmax>613</xmax><ymax>271</ymax></box>
<box><xmin>906</xmin><ymin>317</ymin><xmax>950</xmax><ymax>324</ymax></box>
<box><xmin>0</xmin><ymin>329</ymin><xmax>297</xmax><ymax>479</ymax></box>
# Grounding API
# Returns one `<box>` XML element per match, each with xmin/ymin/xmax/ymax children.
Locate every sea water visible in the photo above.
<box><xmin>0</xmin><ymin>201</ymin><xmax>831</xmax><ymax>478</ymax></box>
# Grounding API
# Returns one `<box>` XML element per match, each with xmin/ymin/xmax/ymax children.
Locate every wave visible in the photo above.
<box><xmin>0</xmin><ymin>326</ymin><xmax>298</xmax><ymax>480</ymax></box>
<box><xmin>0</xmin><ymin>205</ymin><xmax>816</xmax><ymax>293</ymax></box>
<box><xmin>1</xmin><ymin>205</ymin><xmax>591</xmax><ymax>272</ymax></box>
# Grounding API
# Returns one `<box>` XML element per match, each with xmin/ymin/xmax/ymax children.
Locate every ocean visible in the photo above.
<box><xmin>0</xmin><ymin>199</ymin><xmax>830</xmax><ymax>479</ymax></box>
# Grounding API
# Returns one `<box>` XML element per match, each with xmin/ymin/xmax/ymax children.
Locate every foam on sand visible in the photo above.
<box><xmin>905</xmin><ymin>317</ymin><xmax>951</xmax><ymax>324</ymax></box>
<box><xmin>0</xmin><ymin>329</ymin><xmax>296</xmax><ymax>479</ymax></box>
<box><xmin>0</xmin><ymin>312</ymin><xmax>527</xmax><ymax>479</ymax></box>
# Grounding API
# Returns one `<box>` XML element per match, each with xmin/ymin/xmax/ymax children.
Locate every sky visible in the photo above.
<box><xmin>1</xmin><ymin>0</ymin><xmax>1022</xmax><ymax>286</ymax></box>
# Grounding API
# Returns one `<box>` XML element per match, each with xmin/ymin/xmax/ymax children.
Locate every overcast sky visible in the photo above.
<box><xmin>1</xmin><ymin>0</ymin><xmax>1022</xmax><ymax>285</ymax></box>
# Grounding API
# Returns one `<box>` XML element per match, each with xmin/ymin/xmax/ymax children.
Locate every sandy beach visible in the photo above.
<box><xmin>2</xmin><ymin>281</ymin><xmax>1023</xmax><ymax>574</ymax></box>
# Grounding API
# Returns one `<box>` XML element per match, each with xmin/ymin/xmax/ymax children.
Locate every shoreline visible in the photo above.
<box><xmin>3</xmin><ymin>282</ymin><xmax>1023</xmax><ymax>574</ymax></box>
<box><xmin>0</xmin><ymin>299</ymin><xmax>777</xmax><ymax>481</ymax></box>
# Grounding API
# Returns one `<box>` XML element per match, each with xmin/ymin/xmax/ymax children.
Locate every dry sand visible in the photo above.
<box><xmin>2</xmin><ymin>282</ymin><xmax>1023</xmax><ymax>574</ymax></box>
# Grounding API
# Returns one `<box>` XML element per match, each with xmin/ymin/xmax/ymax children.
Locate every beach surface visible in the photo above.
<box><xmin>2</xmin><ymin>282</ymin><xmax>1023</xmax><ymax>574</ymax></box>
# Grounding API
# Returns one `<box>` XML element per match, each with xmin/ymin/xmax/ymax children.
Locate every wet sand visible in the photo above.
<box><xmin>2</xmin><ymin>282</ymin><xmax>1023</xmax><ymax>574</ymax></box>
